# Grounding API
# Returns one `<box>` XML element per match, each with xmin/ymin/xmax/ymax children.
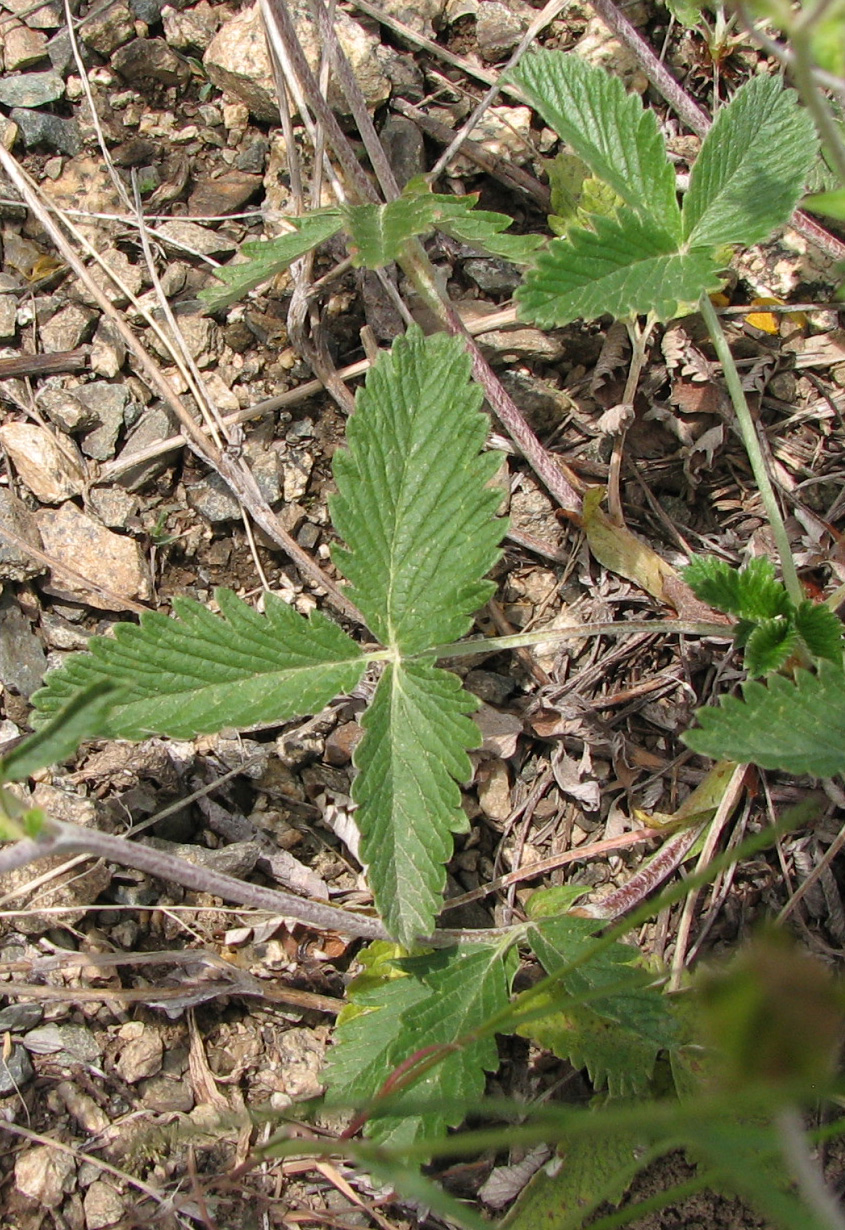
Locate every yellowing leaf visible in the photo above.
<box><xmin>582</xmin><ymin>487</ymin><xmax>678</xmax><ymax>605</ymax></box>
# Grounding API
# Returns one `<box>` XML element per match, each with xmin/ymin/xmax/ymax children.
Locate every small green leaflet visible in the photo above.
<box><xmin>516</xmin><ymin>210</ymin><xmax>722</xmax><ymax>327</ymax></box>
<box><xmin>325</xmin><ymin>943</ymin><xmax>516</xmax><ymax>1148</ymax></box>
<box><xmin>684</xmin><ymin>556</ymin><xmax>790</xmax><ymax>622</ymax></box>
<box><xmin>500</xmin><ymin>1131</ymin><xmax>647</xmax><ymax>1230</ymax></box>
<box><xmin>32</xmin><ymin>589</ymin><xmax>364</xmax><ymax>741</ymax></box>
<box><xmin>681</xmin><ymin>75</ymin><xmax>817</xmax><ymax>249</ymax></box>
<box><xmin>684</xmin><ymin>555</ymin><xmax>842</xmax><ymax>675</ymax></box>
<box><xmin>684</xmin><ymin>661</ymin><xmax>845</xmax><ymax>777</ymax></box>
<box><xmin>331</xmin><ymin>326</ymin><xmax>504</xmax><ymax>655</ymax></box>
<box><xmin>517</xmin><ymin>895</ymin><xmax>679</xmax><ymax>1098</ymax></box>
<box><xmin>353</xmin><ymin>661</ymin><xmax>478</xmax><ymax>944</ymax></box>
<box><xmin>343</xmin><ymin>195</ymin><xmax>442</xmax><ymax>267</ymax></box>
<box><xmin>432</xmin><ymin>194</ymin><xmax>545</xmax><ymax>265</ymax></box>
<box><xmin>1</xmin><ymin>682</ymin><xmax>118</xmax><ymax>783</ymax></box>
<box><xmin>510</xmin><ymin>51</ymin><xmax>681</xmax><ymax>238</ymax></box>
<box><xmin>804</xmin><ymin>187</ymin><xmax>845</xmax><ymax>222</ymax></box>
<box><xmin>198</xmin><ymin>212</ymin><xmax>343</xmax><ymax>311</ymax></box>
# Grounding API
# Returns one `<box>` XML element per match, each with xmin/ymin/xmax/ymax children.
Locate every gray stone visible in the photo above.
<box><xmin>0</xmin><ymin>1044</ymin><xmax>33</xmax><ymax>1095</ymax></box>
<box><xmin>129</xmin><ymin>0</ymin><xmax>164</xmax><ymax>23</ymax></box>
<box><xmin>85</xmin><ymin>246</ymin><xmax>144</xmax><ymax>307</ymax></box>
<box><xmin>0</xmin><ymin>589</ymin><xmax>47</xmax><ymax>696</ymax></box>
<box><xmin>39</xmin><ymin>303</ymin><xmax>97</xmax><ymax>351</ymax></box>
<box><xmin>86</xmin><ymin>485</ymin><xmax>139</xmax><ymax>529</ymax></box>
<box><xmin>0</xmin><ymin>295</ymin><xmax>17</xmax><ymax>341</ymax></box>
<box><xmin>10</xmin><ymin>105</ymin><xmax>80</xmax><ymax>154</ymax></box>
<box><xmin>114</xmin><ymin>402</ymin><xmax>180</xmax><ymax>491</ymax></box>
<box><xmin>204</xmin><ymin>0</ymin><xmax>389</xmax><ymax>122</ymax></box>
<box><xmin>23</xmin><ymin>1022</ymin><xmax>102</xmax><ymax>1064</ymax></box>
<box><xmin>0</xmin><ymin>1002</ymin><xmax>42</xmax><ymax>1032</ymax></box>
<box><xmin>186</xmin><ymin>441</ymin><xmax>280</xmax><ymax>522</ymax></box>
<box><xmin>233</xmin><ymin>138</ymin><xmax>268</xmax><ymax>174</ymax></box>
<box><xmin>0</xmin><ymin>421</ymin><xmax>85</xmax><ymax>502</ymax></box>
<box><xmin>187</xmin><ymin>170</ymin><xmax>262</xmax><ymax>215</ymax></box>
<box><xmin>90</xmin><ymin>318</ymin><xmax>127</xmax><ymax>377</ymax></box>
<box><xmin>0</xmin><ymin>71</ymin><xmax>64</xmax><ymax>107</ymax></box>
<box><xmin>37</xmin><ymin>386</ymin><xmax>98</xmax><ymax>433</ymax></box>
<box><xmin>76</xmin><ymin>382</ymin><xmax>129</xmax><ymax>461</ymax></box>
<box><xmin>4</xmin><ymin>25</ymin><xmax>49</xmax><ymax>71</ymax></box>
<box><xmin>0</xmin><ymin>489</ymin><xmax>43</xmax><ymax>582</ymax></box>
<box><xmin>161</xmin><ymin>1</ymin><xmax>219</xmax><ymax>49</ymax></box>
<box><xmin>40</xmin><ymin>610</ymin><xmax>92</xmax><ymax>649</ymax></box>
<box><xmin>35</xmin><ymin>501</ymin><xmax>152</xmax><ymax>610</ymax></box>
<box><xmin>475</xmin><ymin>0</ymin><xmax>525</xmax><ymax>60</ymax></box>
<box><xmin>377</xmin><ymin>0</ymin><xmax>446</xmax><ymax>35</ymax></box>
<box><xmin>2</xmin><ymin>0</ymin><xmax>61</xmax><ymax>30</ymax></box>
<box><xmin>380</xmin><ymin>115</ymin><xmax>425</xmax><ymax>188</ymax></box>
<box><xmin>464</xmin><ymin>257</ymin><xmax>521</xmax><ymax>294</ymax></box>
<box><xmin>80</xmin><ymin>0</ymin><xmax>134</xmax><ymax>55</ymax></box>
<box><xmin>112</xmin><ymin>37</ymin><xmax>190</xmax><ymax>87</ymax></box>
<box><xmin>83</xmin><ymin>1181</ymin><xmax>125</xmax><ymax>1230</ymax></box>
<box><xmin>156</xmin><ymin>218</ymin><xmax>238</xmax><ymax>258</ymax></box>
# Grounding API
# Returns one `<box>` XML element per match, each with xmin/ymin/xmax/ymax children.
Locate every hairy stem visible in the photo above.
<box><xmin>699</xmin><ymin>293</ymin><xmax>803</xmax><ymax>605</ymax></box>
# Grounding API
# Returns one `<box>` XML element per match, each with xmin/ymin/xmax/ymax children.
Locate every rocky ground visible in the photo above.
<box><xmin>0</xmin><ymin>0</ymin><xmax>845</xmax><ymax>1226</ymax></box>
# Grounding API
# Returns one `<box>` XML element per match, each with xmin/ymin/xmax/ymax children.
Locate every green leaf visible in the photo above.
<box><xmin>515</xmin><ymin>210</ymin><xmax>722</xmax><ymax>327</ymax></box>
<box><xmin>664</xmin><ymin>0</ymin><xmax>707</xmax><ymax>27</ymax></box>
<box><xmin>32</xmin><ymin>589</ymin><xmax>365</xmax><ymax>741</ymax></box>
<box><xmin>546</xmin><ymin>152</ymin><xmax>623</xmax><ymax>236</ymax></box>
<box><xmin>432</xmin><ymin>195</ymin><xmax>545</xmax><ymax>264</ymax></box>
<box><xmin>510</xmin><ymin>51</ymin><xmax>681</xmax><ymax>237</ymax></box>
<box><xmin>342</xmin><ymin>195</ymin><xmax>440</xmax><ymax>268</ymax></box>
<box><xmin>500</xmin><ymin>1131</ymin><xmax>647</xmax><ymax>1230</ymax></box>
<box><xmin>803</xmin><ymin>187</ymin><xmax>845</xmax><ymax>222</ymax></box>
<box><xmin>353</xmin><ymin>661</ymin><xmax>479</xmax><ymax>944</ymax></box>
<box><xmin>326</xmin><ymin>944</ymin><xmax>514</xmax><ymax>1147</ymax></box>
<box><xmin>683</xmin><ymin>555</ymin><xmax>790</xmax><ymax>621</ymax></box>
<box><xmin>682</xmin><ymin>75</ymin><xmax>817</xmax><ymax>249</ymax></box>
<box><xmin>331</xmin><ymin>327</ymin><xmax>504</xmax><ymax>656</ymax></box>
<box><xmin>743</xmin><ymin>618</ymin><xmax>797</xmax><ymax>677</ymax></box>
<box><xmin>683</xmin><ymin>661</ymin><xmax>845</xmax><ymax>776</ymax></box>
<box><xmin>0</xmin><ymin>682</ymin><xmax>118</xmax><ymax>782</ymax></box>
<box><xmin>520</xmin><ymin>908</ymin><xmax>679</xmax><ymax>1098</ymax></box>
<box><xmin>198</xmin><ymin>212</ymin><xmax>343</xmax><ymax>310</ymax></box>
<box><xmin>795</xmin><ymin>600</ymin><xmax>843</xmax><ymax>664</ymax></box>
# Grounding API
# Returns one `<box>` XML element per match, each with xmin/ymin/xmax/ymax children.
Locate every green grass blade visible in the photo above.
<box><xmin>682</xmin><ymin>76</ymin><xmax>817</xmax><ymax>249</ymax></box>
<box><xmin>511</xmin><ymin>51</ymin><xmax>681</xmax><ymax>237</ymax></box>
<box><xmin>353</xmin><ymin>661</ymin><xmax>479</xmax><ymax>944</ymax></box>
<box><xmin>331</xmin><ymin>327</ymin><xmax>504</xmax><ymax>655</ymax></box>
<box><xmin>32</xmin><ymin>589</ymin><xmax>365</xmax><ymax>741</ymax></box>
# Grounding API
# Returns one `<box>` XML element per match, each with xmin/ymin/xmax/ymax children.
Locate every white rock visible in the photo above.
<box><xmin>0</xmin><ymin>421</ymin><xmax>85</xmax><ymax>502</ymax></box>
<box><xmin>83</xmin><ymin>1180</ymin><xmax>124</xmax><ymax>1230</ymax></box>
<box><xmin>15</xmin><ymin>1145</ymin><xmax>75</xmax><ymax>1208</ymax></box>
<box><xmin>204</xmin><ymin>0</ymin><xmax>389</xmax><ymax>122</ymax></box>
<box><xmin>35</xmin><ymin>501</ymin><xmax>152</xmax><ymax>610</ymax></box>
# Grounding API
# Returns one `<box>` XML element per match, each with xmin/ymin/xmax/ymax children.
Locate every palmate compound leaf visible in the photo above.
<box><xmin>515</xmin><ymin>209</ymin><xmax>722</xmax><ymax>328</ymax></box>
<box><xmin>197</xmin><ymin>211</ymin><xmax>344</xmax><ymax>311</ymax></box>
<box><xmin>353</xmin><ymin>661</ymin><xmax>480</xmax><ymax>943</ymax></box>
<box><xmin>683</xmin><ymin>555</ymin><xmax>791</xmax><ymax>622</ymax></box>
<box><xmin>510</xmin><ymin>51</ymin><xmax>681</xmax><ymax>238</ymax></box>
<box><xmin>683</xmin><ymin>660</ymin><xmax>845</xmax><ymax>777</ymax></box>
<box><xmin>31</xmin><ymin>588</ymin><xmax>365</xmax><ymax>741</ymax></box>
<box><xmin>325</xmin><ymin>943</ymin><xmax>515</xmax><ymax>1148</ymax></box>
<box><xmin>331</xmin><ymin>327</ymin><xmax>504</xmax><ymax>655</ymax></box>
<box><xmin>519</xmin><ymin>900</ymin><xmax>679</xmax><ymax>1098</ymax></box>
<box><xmin>682</xmin><ymin>74</ymin><xmax>818</xmax><ymax>250</ymax></box>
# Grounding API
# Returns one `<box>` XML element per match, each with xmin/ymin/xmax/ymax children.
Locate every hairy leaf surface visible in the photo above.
<box><xmin>32</xmin><ymin>589</ymin><xmax>364</xmax><ymax>741</ymax></box>
<box><xmin>794</xmin><ymin>601</ymin><xmax>843</xmax><ymax>664</ymax></box>
<box><xmin>511</xmin><ymin>51</ymin><xmax>680</xmax><ymax>236</ymax></box>
<box><xmin>519</xmin><ymin>911</ymin><xmax>678</xmax><ymax>1097</ymax></box>
<box><xmin>198</xmin><ymin>212</ymin><xmax>343</xmax><ymax>310</ymax></box>
<box><xmin>684</xmin><ymin>662</ymin><xmax>845</xmax><ymax>776</ymax></box>
<box><xmin>331</xmin><ymin>327</ymin><xmax>503</xmax><ymax>655</ymax></box>
<box><xmin>683</xmin><ymin>556</ymin><xmax>790</xmax><ymax>621</ymax></box>
<box><xmin>1</xmin><ymin>683</ymin><xmax>118</xmax><ymax>781</ymax></box>
<box><xmin>354</xmin><ymin>661</ymin><xmax>479</xmax><ymax>943</ymax></box>
<box><xmin>682</xmin><ymin>76</ymin><xmax>817</xmax><ymax>249</ymax></box>
<box><xmin>433</xmin><ymin>195</ymin><xmax>545</xmax><ymax>264</ymax></box>
<box><xmin>516</xmin><ymin>210</ymin><xmax>721</xmax><ymax>327</ymax></box>
<box><xmin>343</xmin><ymin>196</ymin><xmax>440</xmax><ymax>267</ymax></box>
<box><xmin>326</xmin><ymin>944</ymin><xmax>514</xmax><ymax>1147</ymax></box>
